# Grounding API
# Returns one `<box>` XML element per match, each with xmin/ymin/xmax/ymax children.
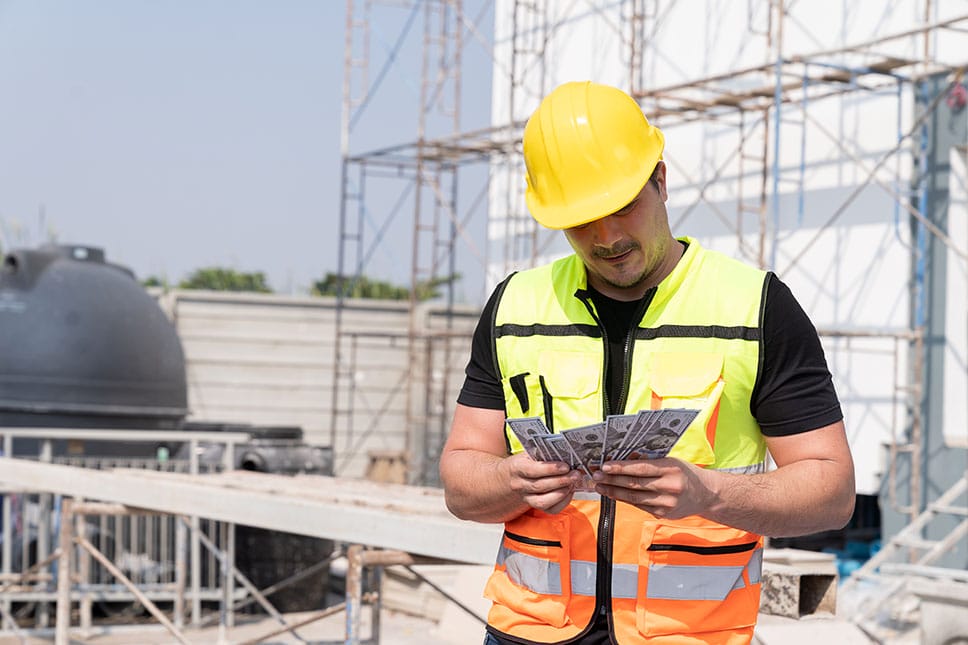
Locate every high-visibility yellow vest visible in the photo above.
<box><xmin>484</xmin><ymin>238</ymin><xmax>768</xmax><ymax>645</ymax></box>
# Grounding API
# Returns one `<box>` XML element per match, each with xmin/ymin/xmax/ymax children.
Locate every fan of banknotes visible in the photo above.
<box><xmin>507</xmin><ymin>409</ymin><xmax>699</xmax><ymax>476</ymax></box>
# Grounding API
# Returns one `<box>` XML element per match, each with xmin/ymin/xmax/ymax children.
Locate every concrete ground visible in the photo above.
<box><xmin>3</xmin><ymin>610</ymin><xmax>920</xmax><ymax>645</ymax></box>
<box><xmin>0</xmin><ymin>607</ymin><xmax>461</xmax><ymax>644</ymax></box>
<box><xmin>0</xmin><ymin>610</ymin><xmax>920</xmax><ymax>645</ymax></box>
<box><xmin>3</xmin><ymin>610</ymin><xmax>929</xmax><ymax>645</ymax></box>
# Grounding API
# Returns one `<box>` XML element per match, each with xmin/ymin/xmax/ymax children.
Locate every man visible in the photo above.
<box><xmin>439</xmin><ymin>81</ymin><xmax>855</xmax><ymax>645</ymax></box>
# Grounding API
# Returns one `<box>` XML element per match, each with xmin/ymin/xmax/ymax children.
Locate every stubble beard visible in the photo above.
<box><xmin>592</xmin><ymin>240</ymin><xmax>668</xmax><ymax>292</ymax></box>
<box><xmin>600</xmin><ymin>268</ymin><xmax>650</xmax><ymax>290</ymax></box>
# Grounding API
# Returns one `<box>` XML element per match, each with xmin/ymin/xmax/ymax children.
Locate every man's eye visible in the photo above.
<box><xmin>615</xmin><ymin>203</ymin><xmax>637</xmax><ymax>217</ymax></box>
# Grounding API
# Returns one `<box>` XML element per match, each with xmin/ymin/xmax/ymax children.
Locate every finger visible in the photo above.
<box><xmin>600</xmin><ymin>460</ymin><xmax>664</xmax><ymax>477</ymax></box>
<box><xmin>514</xmin><ymin>471</ymin><xmax>582</xmax><ymax>497</ymax></box>
<box><xmin>516</xmin><ymin>459</ymin><xmax>572</xmax><ymax>478</ymax></box>
<box><xmin>594</xmin><ymin>482</ymin><xmax>640</xmax><ymax>501</ymax></box>
<box><xmin>595</xmin><ymin>482</ymin><xmax>667</xmax><ymax>510</ymax></box>
<box><xmin>524</xmin><ymin>484</ymin><xmax>576</xmax><ymax>512</ymax></box>
<box><xmin>593</xmin><ymin>472</ymin><xmax>660</xmax><ymax>491</ymax></box>
<box><xmin>544</xmin><ymin>495</ymin><xmax>573</xmax><ymax>515</ymax></box>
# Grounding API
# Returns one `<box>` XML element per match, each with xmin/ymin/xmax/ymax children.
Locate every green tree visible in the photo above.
<box><xmin>311</xmin><ymin>272</ymin><xmax>459</xmax><ymax>301</ymax></box>
<box><xmin>141</xmin><ymin>275</ymin><xmax>169</xmax><ymax>289</ymax></box>
<box><xmin>178</xmin><ymin>267</ymin><xmax>272</xmax><ymax>293</ymax></box>
<box><xmin>412</xmin><ymin>274</ymin><xmax>461</xmax><ymax>301</ymax></box>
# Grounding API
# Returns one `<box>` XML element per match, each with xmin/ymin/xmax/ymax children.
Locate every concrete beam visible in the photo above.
<box><xmin>0</xmin><ymin>458</ymin><xmax>502</xmax><ymax>565</ymax></box>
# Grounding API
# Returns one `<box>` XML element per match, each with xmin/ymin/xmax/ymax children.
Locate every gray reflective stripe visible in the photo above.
<box><xmin>712</xmin><ymin>461</ymin><xmax>766</xmax><ymax>475</ymax></box>
<box><xmin>747</xmin><ymin>547</ymin><xmax>763</xmax><ymax>585</ymax></box>
<box><xmin>571</xmin><ymin>560</ymin><xmax>597</xmax><ymax>596</ymax></box>
<box><xmin>572</xmin><ymin>491</ymin><xmax>599</xmax><ymax>501</ymax></box>
<box><xmin>647</xmin><ymin>564</ymin><xmax>746</xmax><ymax>601</ymax></box>
<box><xmin>611</xmin><ymin>563</ymin><xmax>639</xmax><ymax>599</ymax></box>
<box><xmin>731</xmin><ymin>573</ymin><xmax>746</xmax><ymax>591</ymax></box>
<box><xmin>495</xmin><ymin>543</ymin><xmax>764</xmax><ymax>599</ymax></box>
<box><xmin>496</xmin><ymin>543</ymin><xmax>509</xmax><ymax>566</ymax></box>
<box><xmin>496</xmin><ymin>544</ymin><xmax>562</xmax><ymax>595</ymax></box>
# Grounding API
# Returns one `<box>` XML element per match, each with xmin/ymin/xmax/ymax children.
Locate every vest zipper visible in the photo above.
<box><xmin>615</xmin><ymin>288</ymin><xmax>656</xmax><ymax>413</ymax></box>
<box><xmin>577</xmin><ymin>287</ymin><xmax>656</xmax><ymax>639</ymax></box>
<box><xmin>574</xmin><ymin>290</ymin><xmax>614</xmax><ymax>635</ymax></box>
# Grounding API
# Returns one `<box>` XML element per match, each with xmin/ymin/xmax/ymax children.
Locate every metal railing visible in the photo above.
<box><xmin>0</xmin><ymin>427</ymin><xmax>251</xmax><ymax>631</ymax></box>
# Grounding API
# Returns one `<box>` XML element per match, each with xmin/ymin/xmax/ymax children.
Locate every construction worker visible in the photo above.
<box><xmin>439</xmin><ymin>81</ymin><xmax>855</xmax><ymax>645</ymax></box>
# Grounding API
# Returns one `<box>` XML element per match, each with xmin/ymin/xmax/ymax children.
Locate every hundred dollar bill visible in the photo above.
<box><xmin>623</xmin><ymin>409</ymin><xmax>698</xmax><ymax>459</ymax></box>
<box><xmin>506</xmin><ymin>416</ymin><xmax>552</xmax><ymax>460</ymax></box>
<box><xmin>562</xmin><ymin>421</ymin><xmax>607</xmax><ymax>471</ymax></box>
<box><xmin>603</xmin><ymin>414</ymin><xmax>638</xmax><ymax>461</ymax></box>
<box><xmin>538</xmin><ymin>433</ymin><xmax>593</xmax><ymax>477</ymax></box>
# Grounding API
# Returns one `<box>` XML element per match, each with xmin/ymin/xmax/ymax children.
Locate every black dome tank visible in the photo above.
<box><xmin>0</xmin><ymin>244</ymin><xmax>188</xmax><ymax>428</ymax></box>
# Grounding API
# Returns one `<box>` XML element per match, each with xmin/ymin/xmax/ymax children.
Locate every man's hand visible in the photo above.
<box><xmin>592</xmin><ymin>457</ymin><xmax>715</xmax><ymax>519</ymax></box>
<box><xmin>590</xmin><ymin>422</ymin><xmax>856</xmax><ymax>537</ymax></box>
<box><xmin>504</xmin><ymin>452</ymin><xmax>584</xmax><ymax>514</ymax></box>
<box><xmin>441</xmin><ymin>404</ymin><xmax>590</xmax><ymax>523</ymax></box>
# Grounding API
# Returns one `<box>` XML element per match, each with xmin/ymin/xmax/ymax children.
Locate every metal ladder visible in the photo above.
<box><xmin>841</xmin><ymin>475</ymin><xmax>968</xmax><ymax>637</ymax></box>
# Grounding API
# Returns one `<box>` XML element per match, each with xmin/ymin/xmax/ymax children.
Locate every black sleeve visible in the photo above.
<box><xmin>456</xmin><ymin>278</ymin><xmax>508</xmax><ymax>411</ymax></box>
<box><xmin>752</xmin><ymin>274</ymin><xmax>844</xmax><ymax>436</ymax></box>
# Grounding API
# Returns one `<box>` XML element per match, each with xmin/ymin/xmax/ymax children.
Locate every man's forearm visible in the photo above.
<box><xmin>702</xmin><ymin>457</ymin><xmax>855</xmax><ymax>537</ymax></box>
<box><xmin>441</xmin><ymin>449</ymin><xmax>530</xmax><ymax>523</ymax></box>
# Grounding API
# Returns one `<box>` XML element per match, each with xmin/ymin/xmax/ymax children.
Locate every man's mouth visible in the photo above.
<box><xmin>599</xmin><ymin>248</ymin><xmax>634</xmax><ymax>262</ymax></box>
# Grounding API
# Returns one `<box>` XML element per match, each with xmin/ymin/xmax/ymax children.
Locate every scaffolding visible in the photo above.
<box><xmin>335</xmin><ymin>4</ymin><xmax>968</xmax><ymax>596</ymax></box>
<box><xmin>335</xmin><ymin>0</ymin><xmax>517</xmax><ymax>484</ymax></box>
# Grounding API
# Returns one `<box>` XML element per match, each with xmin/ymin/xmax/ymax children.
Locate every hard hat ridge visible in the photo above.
<box><xmin>523</xmin><ymin>81</ymin><xmax>665</xmax><ymax>230</ymax></box>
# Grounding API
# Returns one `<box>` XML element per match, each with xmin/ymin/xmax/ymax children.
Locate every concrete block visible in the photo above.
<box><xmin>365</xmin><ymin>450</ymin><xmax>409</xmax><ymax>484</ymax></box>
<box><xmin>764</xmin><ymin>548</ymin><xmax>838</xmax><ymax>575</ymax></box>
<box><xmin>759</xmin><ymin>549</ymin><xmax>838</xmax><ymax>618</ymax></box>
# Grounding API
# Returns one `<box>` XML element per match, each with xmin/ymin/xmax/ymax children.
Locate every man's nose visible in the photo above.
<box><xmin>586</xmin><ymin>215</ymin><xmax>623</xmax><ymax>244</ymax></box>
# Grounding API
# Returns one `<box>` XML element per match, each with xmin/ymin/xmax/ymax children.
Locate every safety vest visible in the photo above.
<box><xmin>484</xmin><ymin>238</ymin><xmax>768</xmax><ymax>645</ymax></box>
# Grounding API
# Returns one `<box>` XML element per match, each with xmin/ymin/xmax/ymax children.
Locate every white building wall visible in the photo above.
<box><xmin>153</xmin><ymin>290</ymin><xmax>478</xmax><ymax>480</ymax></box>
<box><xmin>489</xmin><ymin>0</ymin><xmax>967</xmax><ymax>494</ymax></box>
<box><xmin>945</xmin><ymin>146</ymin><xmax>968</xmax><ymax>448</ymax></box>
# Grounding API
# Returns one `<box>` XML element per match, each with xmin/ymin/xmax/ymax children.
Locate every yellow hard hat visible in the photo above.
<box><xmin>523</xmin><ymin>81</ymin><xmax>665</xmax><ymax>230</ymax></box>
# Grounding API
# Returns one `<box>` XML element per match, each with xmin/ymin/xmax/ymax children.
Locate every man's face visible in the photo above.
<box><xmin>563</xmin><ymin>162</ymin><xmax>675</xmax><ymax>301</ymax></box>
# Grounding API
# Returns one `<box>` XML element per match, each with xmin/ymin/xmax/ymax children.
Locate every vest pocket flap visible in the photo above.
<box><xmin>503</xmin><ymin>372</ymin><xmax>539</xmax><ymax>420</ymax></box>
<box><xmin>537</xmin><ymin>351</ymin><xmax>601</xmax><ymax>398</ymax></box>
<box><xmin>635</xmin><ymin>521</ymin><xmax>762</xmax><ymax>637</ymax></box>
<box><xmin>484</xmin><ymin>513</ymin><xmax>572</xmax><ymax>629</ymax></box>
<box><xmin>649</xmin><ymin>352</ymin><xmax>723</xmax><ymax>398</ymax></box>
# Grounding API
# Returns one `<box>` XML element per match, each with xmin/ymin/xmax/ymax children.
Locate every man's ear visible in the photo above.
<box><xmin>653</xmin><ymin>161</ymin><xmax>669</xmax><ymax>201</ymax></box>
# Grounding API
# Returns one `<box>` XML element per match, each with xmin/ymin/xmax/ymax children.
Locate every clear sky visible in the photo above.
<box><xmin>0</xmin><ymin>1</ymin><xmax>493</xmax><ymax>297</ymax></box>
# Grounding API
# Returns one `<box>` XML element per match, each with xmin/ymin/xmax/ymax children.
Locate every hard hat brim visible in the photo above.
<box><xmin>526</xmin><ymin>151</ymin><xmax>663</xmax><ymax>230</ymax></box>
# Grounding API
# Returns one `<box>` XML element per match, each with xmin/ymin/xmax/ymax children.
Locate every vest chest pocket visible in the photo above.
<box><xmin>646</xmin><ymin>352</ymin><xmax>726</xmax><ymax>466</ymax></box>
<box><xmin>501</xmin><ymin>351</ymin><xmax>601</xmax><ymax>438</ymax></box>
<box><xmin>537</xmin><ymin>351</ymin><xmax>601</xmax><ymax>398</ymax></box>
<box><xmin>635</xmin><ymin>521</ymin><xmax>762</xmax><ymax>637</ymax></box>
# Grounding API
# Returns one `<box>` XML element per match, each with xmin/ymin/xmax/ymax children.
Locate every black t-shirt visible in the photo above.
<box><xmin>458</xmin><ymin>271</ymin><xmax>842</xmax><ymax>435</ymax></box>
<box><xmin>461</xmin><ymin>260</ymin><xmax>843</xmax><ymax>645</ymax></box>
